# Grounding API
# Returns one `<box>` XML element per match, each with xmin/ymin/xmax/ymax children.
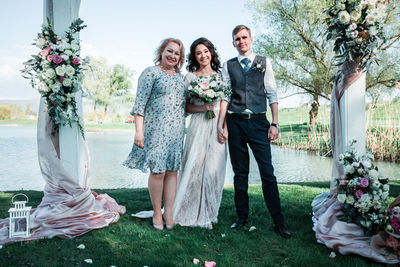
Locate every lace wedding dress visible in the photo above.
<box><xmin>173</xmin><ymin>72</ymin><xmax>227</xmax><ymax>228</ymax></box>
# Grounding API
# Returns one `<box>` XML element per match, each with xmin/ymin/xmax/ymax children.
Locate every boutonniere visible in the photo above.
<box><xmin>252</xmin><ymin>62</ymin><xmax>265</xmax><ymax>72</ymax></box>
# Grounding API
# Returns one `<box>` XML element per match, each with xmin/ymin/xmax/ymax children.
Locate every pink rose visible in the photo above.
<box><xmin>40</xmin><ymin>49</ymin><xmax>49</xmax><ymax>57</ymax></box>
<box><xmin>72</xmin><ymin>57</ymin><xmax>79</xmax><ymax>65</ymax></box>
<box><xmin>52</xmin><ymin>55</ymin><xmax>64</xmax><ymax>64</ymax></box>
<box><xmin>360</xmin><ymin>178</ymin><xmax>369</xmax><ymax>188</ymax></box>
<box><xmin>47</xmin><ymin>55</ymin><xmax>54</xmax><ymax>62</ymax></box>
<box><xmin>204</xmin><ymin>261</ymin><xmax>216</xmax><ymax>267</ymax></box>
<box><xmin>58</xmin><ymin>76</ymin><xmax>65</xmax><ymax>82</ymax></box>
<box><xmin>355</xmin><ymin>189</ymin><xmax>364</xmax><ymax>199</ymax></box>
<box><xmin>199</xmin><ymin>82</ymin><xmax>210</xmax><ymax>90</ymax></box>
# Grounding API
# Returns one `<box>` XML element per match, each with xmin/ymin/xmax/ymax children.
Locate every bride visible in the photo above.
<box><xmin>173</xmin><ymin>37</ymin><xmax>229</xmax><ymax>228</ymax></box>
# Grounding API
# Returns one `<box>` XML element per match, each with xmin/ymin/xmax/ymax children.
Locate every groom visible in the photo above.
<box><xmin>220</xmin><ymin>25</ymin><xmax>291</xmax><ymax>238</ymax></box>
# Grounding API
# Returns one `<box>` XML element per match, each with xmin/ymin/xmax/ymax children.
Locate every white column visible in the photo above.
<box><xmin>339</xmin><ymin>72</ymin><xmax>366</xmax><ymax>156</ymax></box>
<box><xmin>43</xmin><ymin>0</ymin><xmax>86</xmax><ymax>187</ymax></box>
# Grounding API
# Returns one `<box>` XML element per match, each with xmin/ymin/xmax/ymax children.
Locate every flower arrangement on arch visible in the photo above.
<box><xmin>21</xmin><ymin>18</ymin><xmax>88</xmax><ymax>138</ymax></box>
<box><xmin>325</xmin><ymin>0</ymin><xmax>394</xmax><ymax>81</ymax></box>
<box><xmin>187</xmin><ymin>73</ymin><xmax>231</xmax><ymax>119</ymax></box>
<box><xmin>336</xmin><ymin>142</ymin><xmax>390</xmax><ymax>235</ymax></box>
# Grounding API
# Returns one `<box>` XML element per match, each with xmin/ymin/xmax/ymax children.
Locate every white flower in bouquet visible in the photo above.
<box><xmin>205</xmin><ymin>89</ymin><xmax>216</xmax><ymax>98</ymax></box>
<box><xmin>45</xmin><ymin>68</ymin><xmax>56</xmax><ymax>78</ymax></box>
<box><xmin>372</xmin><ymin>180</ymin><xmax>381</xmax><ymax>189</ymax></box>
<box><xmin>63</xmin><ymin>78</ymin><xmax>72</xmax><ymax>87</ymax></box>
<box><xmin>209</xmin><ymin>81</ymin><xmax>217</xmax><ymax>88</ymax></box>
<box><xmin>348</xmin><ymin>22</ymin><xmax>358</xmax><ymax>31</ymax></box>
<box><xmin>357</xmin><ymin>167</ymin><xmax>364</xmax><ymax>175</ymax></box>
<box><xmin>71</xmin><ymin>41</ymin><xmax>79</xmax><ymax>51</ymax></box>
<box><xmin>337</xmin><ymin>194</ymin><xmax>347</xmax><ymax>203</ymax></box>
<box><xmin>383</xmin><ymin>184</ymin><xmax>390</xmax><ymax>192</ymax></box>
<box><xmin>350</xmin><ymin>11</ymin><xmax>361</xmax><ymax>22</ymax></box>
<box><xmin>382</xmin><ymin>191</ymin><xmax>389</xmax><ymax>200</ymax></box>
<box><xmin>345</xmin><ymin>165</ymin><xmax>355</xmax><ymax>174</ymax></box>
<box><xmin>52</xmin><ymin>82</ymin><xmax>61</xmax><ymax>93</ymax></box>
<box><xmin>36</xmin><ymin>37</ymin><xmax>46</xmax><ymax>48</ymax></box>
<box><xmin>56</xmin><ymin>65</ymin><xmax>66</xmax><ymax>76</ymax></box>
<box><xmin>64</xmin><ymin>49</ymin><xmax>73</xmax><ymax>56</ymax></box>
<box><xmin>365</xmin><ymin>14</ymin><xmax>376</xmax><ymax>25</ymax></box>
<box><xmin>65</xmin><ymin>65</ymin><xmax>75</xmax><ymax>76</ymax></box>
<box><xmin>346</xmin><ymin>195</ymin><xmax>355</xmax><ymax>204</ymax></box>
<box><xmin>338</xmin><ymin>11</ymin><xmax>351</xmax><ymax>24</ymax></box>
<box><xmin>336</xmin><ymin>3</ymin><xmax>346</xmax><ymax>10</ymax></box>
<box><xmin>60</xmin><ymin>54</ymin><xmax>69</xmax><ymax>61</ymax></box>
<box><xmin>368</xmin><ymin>169</ymin><xmax>379</xmax><ymax>179</ymax></box>
<box><xmin>352</xmin><ymin>162</ymin><xmax>360</xmax><ymax>168</ymax></box>
<box><xmin>369</xmin><ymin>0</ymin><xmax>378</xmax><ymax>5</ymax></box>
<box><xmin>361</xmin><ymin>160</ymin><xmax>372</xmax><ymax>169</ymax></box>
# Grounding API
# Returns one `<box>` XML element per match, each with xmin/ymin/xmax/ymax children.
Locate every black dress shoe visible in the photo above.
<box><xmin>273</xmin><ymin>224</ymin><xmax>292</xmax><ymax>238</ymax></box>
<box><xmin>231</xmin><ymin>219</ymin><xmax>248</xmax><ymax>230</ymax></box>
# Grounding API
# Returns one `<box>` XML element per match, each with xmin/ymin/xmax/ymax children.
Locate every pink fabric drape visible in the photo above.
<box><xmin>312</xmin><ymin>60</ymin><xmax>399</xmax><ymax>264</ymax></box>
<box><xmin>0</xmin><ymin>98</ymin><xmax>125</xmax><ymax>245</ymax></box>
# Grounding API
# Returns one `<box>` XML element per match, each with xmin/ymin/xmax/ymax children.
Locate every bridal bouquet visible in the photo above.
<box><xmin>187</xmin><ymin>73</ymin><xmax>231</xmax><ymax>119</ymax></box>
<box><xmin>325</xmin><ymin>0</ymin><xmax>394</xmax><ymax>80</ymax></box>
<box><xmin>21</xmin><ymin>19</ymin><xmax>88</xmax><ymax>138</ymax></box>
<box><xmin>336</xmin><ymin>142</ymin><xmax>389</xmax><ymax>235</ymax></box>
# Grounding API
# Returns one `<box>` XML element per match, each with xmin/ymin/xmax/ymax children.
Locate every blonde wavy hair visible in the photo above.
<box><xmin>154</xmin><ymin>38</ymin><xmax>185</xmax><ymax>72</ymax></box>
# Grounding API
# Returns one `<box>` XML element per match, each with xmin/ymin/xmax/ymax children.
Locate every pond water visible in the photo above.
<box><xmin>1</xmin><ymin>126</ymin><xmax>399</xmax><ymax>191</ymax></box>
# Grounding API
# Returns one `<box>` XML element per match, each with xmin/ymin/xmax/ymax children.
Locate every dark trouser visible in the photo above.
<box><xmin>227</xmin><ymin>114</ymin><xmax>284</xmax><ymax>226</ymax></box>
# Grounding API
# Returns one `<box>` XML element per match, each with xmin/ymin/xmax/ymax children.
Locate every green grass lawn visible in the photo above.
<box><xmin>2</xmin><ymin>183</ymin><xmax>399</xmax><ymax>266</ymax></box>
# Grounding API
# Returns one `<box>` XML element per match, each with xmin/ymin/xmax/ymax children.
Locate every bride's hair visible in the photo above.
<box><xmin>187</xmin><ymin>37</ymin><xmax>221</xmax><ymax>72</ymax></box>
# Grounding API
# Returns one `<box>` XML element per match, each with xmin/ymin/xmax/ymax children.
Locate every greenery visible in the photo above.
<box><xmin>83</xmin><ymin>57</ymin><xmax>134</xmax><ymax>124</ymax></box>
<box><xmin>249</xmin><ymin>0</ymin><xmax>400</xmax><ymax>125</ymax></box>
<box><xmin>2</xmin><ymin>183</ymin><xmax>399</xmax><ymax>266</ymax></box>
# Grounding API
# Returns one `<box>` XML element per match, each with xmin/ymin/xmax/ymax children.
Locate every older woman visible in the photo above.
<box><xmin>124</xmin><ymin>38</ymin><xmax>186</xmax><ymax>230</ymax></box>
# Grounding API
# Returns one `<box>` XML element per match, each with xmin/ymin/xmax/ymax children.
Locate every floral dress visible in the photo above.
<box><xmin>123</xmin><ymin>66</ymin><xmax>186</xmax><ymax>173</ymax></box>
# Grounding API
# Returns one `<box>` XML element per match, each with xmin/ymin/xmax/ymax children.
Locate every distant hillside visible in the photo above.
<box><xmin>0</xmin><ymin>98</ymin><xmax>40</xmax><ymax>111</ymax></box>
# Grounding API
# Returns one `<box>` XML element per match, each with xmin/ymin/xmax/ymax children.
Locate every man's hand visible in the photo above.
<box><xmin>268</xmin><ymin>125</ymin><xmax>279</xmax><ymax>141</ymax></box>
<box><xmin>217</xmin><ymin>126</ymin><xmax>228</xmax><ymax>144</ymax></box>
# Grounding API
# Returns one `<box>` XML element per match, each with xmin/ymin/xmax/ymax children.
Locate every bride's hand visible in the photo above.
<box><xmin>217</xmin><ymin>126</ymin><xmax>227</xmax><ymax>144</ymax></box>
<box><xmin>204</xmin><ymin>102</ymin><xmax>214</xmax><ymax>111</ymax></box>
<box><xmin>134</xmin><ymin>131</ymin><xmax>144</xmax><ymax>148</ymax></box>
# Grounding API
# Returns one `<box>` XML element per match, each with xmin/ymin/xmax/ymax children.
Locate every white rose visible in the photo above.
<box><xmin>45</xmin><ymin>68</ymin><xmax>56</xmax><ymax>78</ymax></box>
<box><xmin>365</xmin><ymin>15</ymin><xmax>375</xmax><ymax>25</ymax></box>
<box><xmin>382</xmin><ymin>192</ymin><xmax>389</xmax><ymax>199</ymax></box>
<box><xmin>368</xmin><ymin>169</ymin><xmax>378</xmax><ymax>179</ymax></box>
<box><xmin>60</xmin><ymin>54</ymin><xmax>69</xmax><ymax>61</ymax></box>
<box><xmin>338</xmin><ymin>11</ymin><xmax>351</xmax><ymax>24</ymax></box>
<box><xmin>55</xmin><ymin>66</ymin><xmax>65</xmax><ymax>76</ymax></box>
<box><xmin>350</xmin><ymin>11</ymin><xmax>361</xmax><ymax>22</ymax></box>
<box><xmin>71</xmin><ymin>43</ymin><xmax>80</xmax><ymax>51</ymax></box>
<box><xmin>65</xmin><ymin>65</ymin><xmax>75</xmax><ymax>76</ymax></box>
<box><xmin>36</xmin><ymin>38</ymin><xmax>46</xmax><ymax>48</ymax></box>
<box><xmin>344</xmin><ymin>165</ymin><xmax>355</xmax><ymax>174</ymax></box>
<box><xmin>63</xmin><ymin>79</ymin><xmax>72</xmax><ymax>87</ymax></box>
<box><xmin>362</xmin><ymin>160</ymin><xmax>372</xmax><ymax>169</ymax></box>
<box><xmin>337</xmin><ymin>194</ymin><xmax>346</xmax><ymax>203</ymax></box>
<box><xmin>205</xmin><ymin>90</ymin><xmax>215</xmax><ymax>98</ymax></box>
<box><xmin>52</xmin><ymin>82</ymin><xmax>61</xmax><ymax>92</ymax></box>
<box><xmin>368</xmin><ymin>0</ymin><xmax>378</xmax><ymax>6</ymax></box>
<box><xmin>346</xmin><ymin>195</ymin><xmax>355</xmax><ymax>204</ymax></box>
<box><xmin>336</xmin><ymin>3</ymin><xmax>346</xmax><ymax>10</ymax></box>
<box><xmin>357</xmin><ymin>168</ymin><xmax>364</xmax><ymax>175</ymax></box>
<box><xmin>209</xmin><ymin>81</ymin><xmax>217</xmax><ymax>88</ymax></box>
<box><xmin>64</xmin><ymin>50</ymin><xmax>73</xmax><ymax>56</ymax></box>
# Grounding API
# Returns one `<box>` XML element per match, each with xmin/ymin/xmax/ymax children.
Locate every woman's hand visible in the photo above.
<box><xmin>217</xmin><ymin>126</ymin><xmax>228</xmax><ymax>144</ymax></box>
<box><xmin>204</xmin><ymin>102</ymin><xmax>214</xmax><ymax>112</ymax></box>
<box><xmin>134</xmin><ymin>131</ymin><xmax>144</xmax><ymax>148</ymax></box>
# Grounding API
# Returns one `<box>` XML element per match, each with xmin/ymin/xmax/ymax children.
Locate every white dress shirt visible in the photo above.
<box><xmin>221</xmin><ymin>52</ymin><xmax>278</xmax><ymax>113</ymax></box>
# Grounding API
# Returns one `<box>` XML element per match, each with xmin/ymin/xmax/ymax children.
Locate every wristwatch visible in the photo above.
<box><xmin>271</xmin><ymin>123</ymin><xmax>279</xmax><ymax>129</ymax></box>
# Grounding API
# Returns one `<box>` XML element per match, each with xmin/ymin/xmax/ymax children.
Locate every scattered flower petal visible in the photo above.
<box><xmin>329</xmin><ymin>252</ymin><xmax>336</xmax><ymax>258</ymax></box>
<box><xmin>77</xmin><ymin>244</ymin><xmax>85</xmax><ymax>249</ymax></box>
<box><xmin>249</xmin><ymin>226</ymin><xmax>256</xmax><ymax>232</ymax></box>
<box><xmin>84</xmin><ymin>259</ymin><xmax>93</xmax><ymax>264</ymax></box>
<box><xmin>205</xmin><ymin>261</ymin><xmax>216</xmax><ymax>267</ymax></box>
<box><xmin>221</xmin><ymin>233</ymin><xmax>226</xmax><ymax>238</ymax></box>
<box><xmin>193</xmin><ymin>258</ymin><xmax>200</xmax><ymax>264</ymax></box>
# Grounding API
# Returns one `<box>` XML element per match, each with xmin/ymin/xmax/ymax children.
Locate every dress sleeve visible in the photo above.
<box><xmin>131</xmin><ymin>67</ymin><xmax>155</xmax><ymax>116</ymax></box>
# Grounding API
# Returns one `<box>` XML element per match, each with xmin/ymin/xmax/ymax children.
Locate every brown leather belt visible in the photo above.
<box><xmin>228</xmin><ymin>113</ymin><xmax>266</xmax><ymax>120</ymax></box>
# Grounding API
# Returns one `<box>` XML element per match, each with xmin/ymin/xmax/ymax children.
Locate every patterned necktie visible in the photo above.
<box><xmin>241</xmin><ymin>58</ymin><xmax>251</xmax><ymax>72</ymax></box>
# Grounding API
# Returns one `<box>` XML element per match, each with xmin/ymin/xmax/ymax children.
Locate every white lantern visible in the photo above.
<box><xmin>8</xmin><ymin>194</ymin><xmax>31</xmax><ymax>238</ymax></box>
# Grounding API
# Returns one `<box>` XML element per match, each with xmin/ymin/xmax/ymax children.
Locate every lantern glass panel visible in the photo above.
<box><xmin>12</xmin><ymin>217</ymin><xmax>27</xmax><ymax>235</ymax></box>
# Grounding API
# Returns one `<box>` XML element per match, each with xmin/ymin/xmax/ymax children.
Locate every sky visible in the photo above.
<box><xmin>0</xmin><ymin>0</ymin><xmax>302</xmax><ymax>108</ymax></box>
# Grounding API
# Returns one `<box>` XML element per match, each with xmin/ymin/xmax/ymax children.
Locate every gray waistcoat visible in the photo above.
<box><xmin>227</xmin><ymin>55</ymin><xmax>267</xmax><ymax>113</ymax></box>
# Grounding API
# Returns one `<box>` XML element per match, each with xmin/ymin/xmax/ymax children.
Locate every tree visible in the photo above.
<box><xmin>83</xmin><ymin>57</ymin><xmax>110</xmax><ymax>123</ymax></box>
<box><xmin>83</xmin><ymin>57</ymin><xmax>133</xmax><ymax>123</ymax></box>
<box><xmin>249</xmin><ymin>0</ymin><xmax>400</xmax><ymax>124</ymax></box>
